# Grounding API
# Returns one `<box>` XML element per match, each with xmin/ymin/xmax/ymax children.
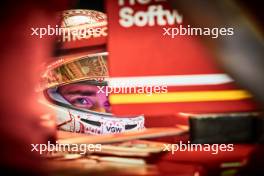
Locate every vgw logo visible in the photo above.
<box><xmin>106</xmin><ymin>126</ymin><xmax>122</xmax><ymax>133</ymax></box>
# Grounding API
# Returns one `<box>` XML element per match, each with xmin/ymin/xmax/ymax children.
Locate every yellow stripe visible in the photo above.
<box><xmin>109</xmin><ymin>90</ymin><xmax>251</xmax><ymax>104</ymax></box>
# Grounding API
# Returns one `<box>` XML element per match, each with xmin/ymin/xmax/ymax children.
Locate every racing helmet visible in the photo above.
<box><xmin>40</xmin><ymin>9</ymin><xmax>144</xmax><ymax>135</ymax></box>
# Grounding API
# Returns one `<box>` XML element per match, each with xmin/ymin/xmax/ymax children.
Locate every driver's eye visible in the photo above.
<box><xmin>73</xmin><ymin>98</ymin><xmax>93</xmax><ymax>107</ymax></box>
<box><xmin>77</xmin><ymin>98</ymin><xmax>89</xmax><ymax>105</ymax></box>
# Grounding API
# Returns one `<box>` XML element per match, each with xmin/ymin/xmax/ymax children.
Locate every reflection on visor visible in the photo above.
<box><xmin>41</xmin><ymin>52</ymin><xmax>108</xmax><ymax>90</ymax></box>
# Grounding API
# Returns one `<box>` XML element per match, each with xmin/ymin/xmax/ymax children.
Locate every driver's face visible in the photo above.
<box><xmin>58</xmin><ymin>83</ymin><xmax>111</xmax><ymax>113</ymax></box>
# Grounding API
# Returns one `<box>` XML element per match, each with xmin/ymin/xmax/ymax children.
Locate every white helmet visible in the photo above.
<box><xmin>40</xmin><ymin>9</ymin><xmax>144</xmax><ymax>135</ymax></box>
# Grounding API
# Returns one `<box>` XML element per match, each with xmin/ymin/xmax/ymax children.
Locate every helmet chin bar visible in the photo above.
<box><xmin>43</xmin><ymin>88</ymin><xmax>145</xmax><ymax>135</ymax></box>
